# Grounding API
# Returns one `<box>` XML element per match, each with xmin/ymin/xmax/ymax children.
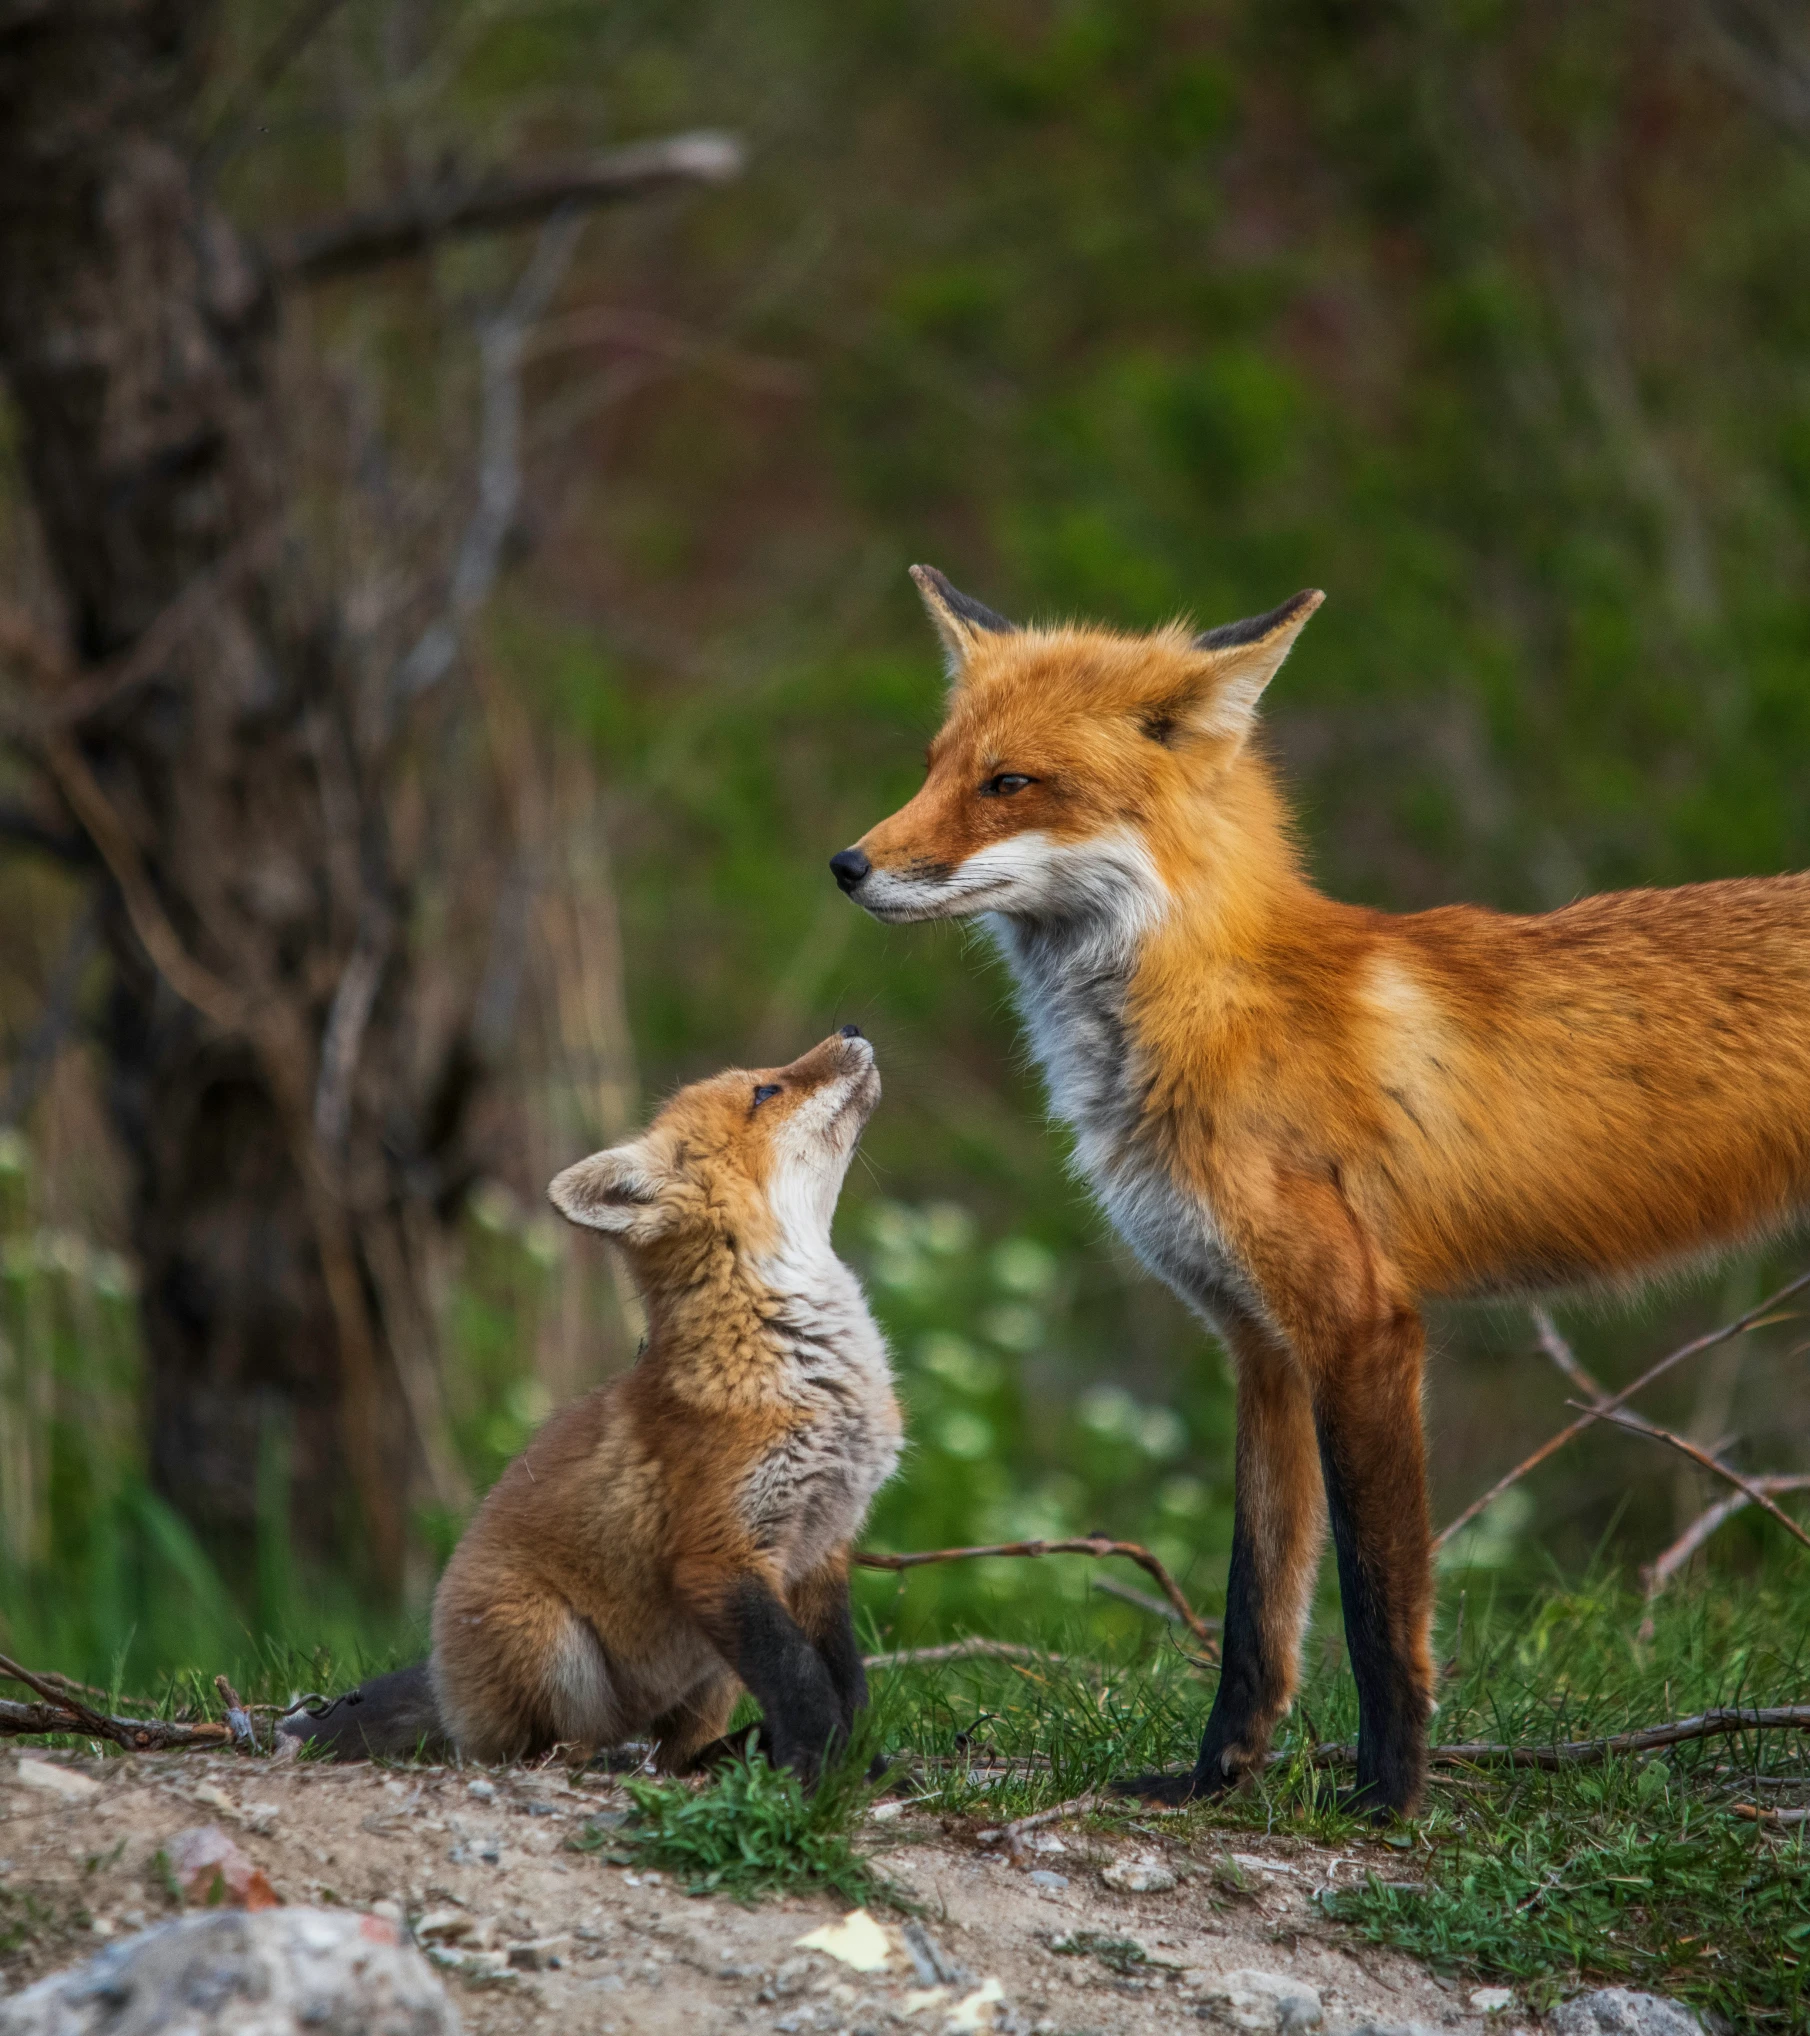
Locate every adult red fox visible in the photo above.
<box><xmin>281</xmin><ymin>1029</ymin><xmax>900</xmax><ymax>1777</ymax></box>
<box><xmin>831</xmin><ymin>566</ymin><xmax>1810</xmax><ymax>1817</ymax></box>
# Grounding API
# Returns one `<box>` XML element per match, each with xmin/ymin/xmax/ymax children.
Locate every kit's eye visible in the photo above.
<box><xmin>981</xmin><ymin>772</ymin><xmax>1034</xmax><ymax>797</ymax></box>
<box><xmin>752</xmin><ymin>1083</ymin><xmax>782</xmax><ymax>1108</ymax></box>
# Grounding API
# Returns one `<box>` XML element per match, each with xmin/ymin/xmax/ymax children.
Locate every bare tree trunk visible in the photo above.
<box><xmin>0</xmin><ymin>0</ymin><xmax>431</xmax><ymax>1588</ymax></box>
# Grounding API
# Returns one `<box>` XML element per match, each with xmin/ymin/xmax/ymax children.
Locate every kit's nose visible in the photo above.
<box><xmin>839</xmin><ymin>1023</ymin><xmax>863</xmax><ymax>1039</ymax></box>
<box><xmin>830</xmin><ymin>848</ymin><xmax>871</xmax><ymax>893</ymax></box>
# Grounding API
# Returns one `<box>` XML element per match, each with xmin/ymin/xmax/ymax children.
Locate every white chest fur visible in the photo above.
<box><xmin>990</xmin><ymin>912</ymin><xmax>1249</xmax><ymax>1327</ymax></box>
<box><xmin>740</xmin><ymin>1244</ymin><xmax>902</xmax><ymax>1579</ymax></box>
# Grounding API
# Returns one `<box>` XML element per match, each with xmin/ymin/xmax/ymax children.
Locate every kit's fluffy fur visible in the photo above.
<box><xmin>835</xmin><ymin>566</ymin><xmax>1810</xmax><ymax>1816</ymax></box>
<box><xmin>281</xmin><ymin>1032</ymin><xmax>900</xmax><ymax>1776</ymax></box>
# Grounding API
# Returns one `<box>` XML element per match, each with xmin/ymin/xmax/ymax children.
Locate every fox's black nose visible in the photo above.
<box><xmin>839</xmin><ymin>1023</ymin><xmax>863</xmax><ymax>1039</ymax></box>
<box><xmin>830</xmin><ymin>847</ymin><xmax>871</xmax><ymax>893</ymax></box>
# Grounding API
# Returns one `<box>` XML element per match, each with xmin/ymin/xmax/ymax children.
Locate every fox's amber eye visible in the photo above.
<box><xmin>752</xmin><ymin>1083</ymin><xmax>782</xmax><ymax>1108</ymax></box>
<box><xmin>981</xmin><ymin>772</ymin><xmax>1034</xmax><ymax>797</ymax></box>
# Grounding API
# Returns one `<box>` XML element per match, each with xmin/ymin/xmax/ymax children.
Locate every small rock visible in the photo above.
<box><xmin>1195</xmin><ymin>1968</ymin><xmax>1323</xmax><ymax>2034</ymax></box>
<box><xmin>1470</xmin><ymin>1990</ymin><xmax>1515</xmax><ymax>2015</ymax></box>
<box><xmin>240</xmin><ymin>1802</ymin><xmax>281</xmax><ymax>1836</ymax></box>
<box><xmin>867</xmin><ymin>1800</ymin><xmax>904</xmax><ymax>1822</ymax></box>
<box><xmin>190</xmin><ymin>1782</ymin><xmax>235</xmax><ymax>1814</ymax></box>
<box><xmin>1027</xmin><ymin>1870</ymin><xmax>1069</xmax><ymax>1890</ymax></box>
<box><xmin>415</xmin><ymin>1910</ymin><xmax>472</xmax><ymax>1944</ymax></box>
<box><xmin>14</xmin><ymin>1759</ymin><xmax>101</xmax><ymax>1803</ymax></box>
<box><xmin>1102</xmin><ymin>1856</ymin><xmax>1177</xmax><ymax>1894</ymax></box>
<box><xmin>1550</xmin><ymin>1990</ymin><xmax>1707</xmax><ymax>2036</ymax></box>
<box><xmin>1335</xmin><ymin>2025</ymin><xmax>1442</xmax><ymax>2036</ymax></box>
<box><xmin>901</xmin><ymin>1921</ymin><xmax>965</xmax><ymax>1989</ymax></box>
<box><xmin>0</xmin><ymin>1908</ymin><xmax>457</xmax><ymax>2034</ymax></box>
<box><xmin>466</xmin><ymin>1778</ymin><xmax>497</xmax><ymax>1800</ymax></box>
<box><xmin>163</xmin><ymin>1824</ymin><xmax>279</xmax><ymax>1911</ymax></box>
<box><xmin>506</xmin><ymin>1938</ymin><xmax>565</xmax><ymax>1971</ymax></box>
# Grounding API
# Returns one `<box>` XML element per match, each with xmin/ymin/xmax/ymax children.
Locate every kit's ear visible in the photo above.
<box><xmin>547</xmin><ymin>1140</ymin><xmax>670</xmax><ymax>1241</ymax></box>
<box><xmin>910</xmin><ymin>563</ymin><xmax>1016</xmax><ymax>680</ymax></box>
<box><xmin>1184</xmin><ymin>588</ymin><xmax>1324</xmax><ymax>746</ymax></box>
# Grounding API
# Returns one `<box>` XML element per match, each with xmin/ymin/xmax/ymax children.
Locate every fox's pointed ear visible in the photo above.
<box><xmin>910</xmin><ymin>564</ymin><xmax>1015</xmax><ymax>679</ymax></box>
<box><xmin>1188</xmin><ymin>588</ymin><xmax>1324</xmax><ymax>744</ymax></box>
<box><xmin>547</xmin><ymin>1141</ymin><xmax>669</xmax><ymax>1240</ymax></box>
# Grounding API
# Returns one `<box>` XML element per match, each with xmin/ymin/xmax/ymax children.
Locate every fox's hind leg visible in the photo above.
<box><xmin>1236</xmin><ymin>1172</ymin><xmax>1434</xmax><ymax>1819</ymax></box>
<box><xmin>650</xmin><ymin>1675</ymin><xmax>741</xmax><ymax>1774</ymax></box>
<box><xmin>1118</xmin><ymin>1308</ymin><xmax>1325</xmax><ymax>1805</ymax></box>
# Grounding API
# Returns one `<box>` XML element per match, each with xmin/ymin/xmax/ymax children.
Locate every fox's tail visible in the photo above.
<box><xmin>276</xmin><ymin>1660</ymin><xmax>446</xmax><ymax>1761</ymax></box>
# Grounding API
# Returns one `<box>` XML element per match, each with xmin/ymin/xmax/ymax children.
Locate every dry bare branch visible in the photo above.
<box><xmin>269</xmin><ymin>134</ymin><xmax>743</xmax><ymax>283</ymax></box>
<box><xmin>1092</xmin><ymin>1574</ymin><xmax>1184</xmax><ymax>1623</ymax></box>
<box><xmin>391</xmin><ymin>211</ymin><xmax>587</xmax><ymax>709</ymax></box>
<box><xmin>854</xmin><ymin>1537</ymin><xmax>1220</xmax><ymax>1651</ymax></box>
<box><xmin>1569</xmin><ymin>1401</ymin><xmax>1810</xmax><ymax>1553</ymax></box>
<box><xmin>1434</xmin><ymin>1270</ymin><xmax>1810</xmax><ymax>1549</ymax></box>
<box><xmin>1643</xmin><ymin>1475</ymin><xmax>1810</xmax><ymax>1604</ymax></box>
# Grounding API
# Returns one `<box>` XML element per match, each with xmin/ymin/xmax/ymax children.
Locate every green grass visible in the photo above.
<box><xmin>853</xmin><ymin>1565</ymin><xmax>1810</xmax><ymax>2031</ymax></box>
<box><xmin>580</xmin><ymin>1732</ymin><xmax>882</xmax><ymax>1903</ymax></box>
<box><xmin>7</xmin><ymin>1519</ymin><xmax>1805</xmax><ymax>2024</ymax></box>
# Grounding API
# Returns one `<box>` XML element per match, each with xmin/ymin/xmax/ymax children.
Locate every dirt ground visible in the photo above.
<box><xmin>0</xmin><ymin>1748</ymin><xmax>1521</xmax><ymax>2034</ymax></box>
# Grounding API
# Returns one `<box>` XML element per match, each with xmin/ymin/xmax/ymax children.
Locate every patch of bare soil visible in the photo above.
<box><xmin>0</xmin><ymin>1751</ymin><xmax>1512</xmax><ymax>2034</ymax></box>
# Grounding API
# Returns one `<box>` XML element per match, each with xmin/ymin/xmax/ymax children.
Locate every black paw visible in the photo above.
<box><xmin>1333</xmin><ymin>1779</ymin><xmax>1420</xmax><ymax>1825</ymax></box>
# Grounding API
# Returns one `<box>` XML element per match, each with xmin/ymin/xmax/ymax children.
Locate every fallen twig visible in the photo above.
<box><xmin>0</xmin><ymin>1698</ymin><xmax>232</xmax><ymax>1752</ymax></box>
<box><xmin>863</xmin><ymin>1639</ymin><xmax>1063</xmax><ymax>1672</ymax></box>
<box><xmin>1435</xmin><ymin>1272</ymin><xmax>1810</xmax><ymax>1549</ymax></box>
<box><xmin>1731</xmin><ymin>1802</ymin><xmax>1810</xmax><ymax>1826</ymax></box>
<box><xmin>855</xmin><ymin>1538</ymin><xmax>1220</xmax><ymax>1651</ymax></box>
<box><xmin>0</xmin><ymin>1651</ymin><xmax>243</xmax><ymax>1754</ymax></box>
<box><xmin>979</xmin><ymin>1791</ymin><xmax>1107</xmax><ymax>1865</ymax></box>
<box><xmin>1291</xmin><ymin>1704</ymin><xmax>1810</xmax><ymax>1772</ymax></box>
<box><xmin>215</xmin><ymin>1676</ymin><xmax>258</xmax><ymax>1751</ymax></box>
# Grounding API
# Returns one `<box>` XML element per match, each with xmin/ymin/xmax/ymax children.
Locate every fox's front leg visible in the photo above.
<box><xmin>683</xmin><ymin>1561</ymin><xmax>843</xmax><ymax>1783</ymax></box>
<box><xmin>1120</xmin><ymin>1311</ymin><xmax>1325</xmax><ymax>1804</ymax></box>
<box><xmin>789</xmin><ymin>1552</ymin><xmax>868</xmax><ymax>1733</ymax></box>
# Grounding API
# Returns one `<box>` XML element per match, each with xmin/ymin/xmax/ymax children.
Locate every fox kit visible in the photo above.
<box><xmin>832</xmin><ymin>566</ymin><xmax>1810</xmax><ymax>1818</ymax></box>
<box><xmin>281</xmin><ymin>1029</ymin><xmax>900</xmax><ymax>1778</ymax></box>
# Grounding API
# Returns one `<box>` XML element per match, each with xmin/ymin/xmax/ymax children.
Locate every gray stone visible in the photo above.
<box><xmin>0</xmin><ymin>1908</ymin><xmax>459</xmax><ymax>2036</ymax></box>
<box><xmin>1550</xmin><ymin>1990</ymin><xmax>1706</xmax><ymax>2036</ymax></box>
<box><xmin>1101</xmin><ymin>1856</ymin><xmax>1177</xmax><ymax>1894</ymax></box>
<box><xmin>1329</xmin><ymin>2025</ymin><xmax>1441</xmax><ymax>2036</ymax></box>
<box><xmin>1195</xmin><ymin>1969</ymin><xmax>1323</xmax><ymax>2034</ymax></box>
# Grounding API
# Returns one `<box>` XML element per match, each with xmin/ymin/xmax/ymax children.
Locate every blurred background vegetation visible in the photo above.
<box><xmin>2</xmin><ymin>0</ymin><xmax>1809</xmax><ymax>1686</ymax></box>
